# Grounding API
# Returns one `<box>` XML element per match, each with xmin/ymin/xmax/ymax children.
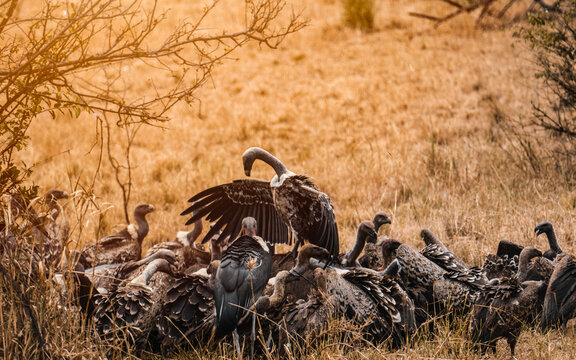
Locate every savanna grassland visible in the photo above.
<box><xmin>10</xmin><ymin>0</ymin><xmax>576</xmax><ymax>358</ymax></box>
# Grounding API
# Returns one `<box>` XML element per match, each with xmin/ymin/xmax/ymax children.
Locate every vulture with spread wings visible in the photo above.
<box><xmin>181</xmin><ymin>147</ymin><xmax>339</xmax><ymax>257</ymax></box>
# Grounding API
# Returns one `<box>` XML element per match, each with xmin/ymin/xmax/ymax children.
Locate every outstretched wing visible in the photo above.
<box><xmin>181</xmin><ymin>179</ymin><xmax>292</xmax><ymax>245</ymax></box>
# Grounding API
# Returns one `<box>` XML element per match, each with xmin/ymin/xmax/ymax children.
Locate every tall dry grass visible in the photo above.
<box><xmin>5</xmin><ymin>0</ymin><xmax>576</xmax><ymax>358</ymax></box>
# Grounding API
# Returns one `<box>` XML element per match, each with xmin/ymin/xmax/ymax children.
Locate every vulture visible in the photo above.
<box><xmin>281</xmin><ymin>244</ymin><xmax>416</xmax><ymax>350</ymax></box>
<box><xmin>357</xmin><ymin>212</ymin><xmax>393</xmax><ymax>269</ymax></box>
<box><xmin>40</xmin><ymin>189</ymin><xmax>70</xmax><ymax>266</ymax></box>
<box><xmin>469</xmin><ymin>246</ymin><xmax>547</xmax><ymax>356</ymax></box>
<box><xmin>94</xmin><ymin>258</ymin><xmax>174</xmax><ymax>348</ymax></box>
<box><xmin>541</xmin><ymin>252</ymin><xmax>576</xmax><ymax>330</ymax></box>
<box><xmin>470</xmin><ymin>278</ymin><xmax>546</xmax><ymax>356</ymax></box>
<box><xmin>81</xmin><ymin>203</ymin><xmax>155</xmax><ymax>268</ymax></box>
<box><xmin>496</xmin><ymin>240</ymin><xmax>525</xmax><ymax>258</ymax></box>
<box><xmin>145</xmin><ymin>217</ymin><xmax>204</xmax><ymax>271</ymax></box>
<box><xmin>535</xmin><ymin>221</ymin><xmax>563</xmax><ymax>260</ymax></box>
<box><xmin>156</xmin><ymin>262</ymin><xmax>219</xmax><ymax>349</ymax></box>
<box><xmin>382</xmin><ymin>239</ymin><xmax>485</xmax><ymax>318</ymax></box>
<box><xmin>517</xmin><ymin>246</ymin><xmax>554</xmax><ymax>282</ymax></box>
<box><xmin>481</xmin><ymin>240</ymin><xmax>526</xmax><ymax>280</ymax></box>
<box><xmin>482</xmin><ymin>253</ymin><xmax>518</xmax><ymax>280</ymax></box>
<box><xmin>83</xmin><ymin>249</ymin><xmax>177</xmax><ymax>294</ymax></box>
<box><xmin>181</xmin><ymin>147</ymin><xmax>339</xmax><ymax>257</ymax></box>
<box><xmin>213</xmin><ymin>217</ymin><xmax>273</xmax><ymax>339</ymax></box>
<box><xmin>470</xmin><ymin>247</ymin><xmax>549</xmax><ymax>355</ymax></box>
<box><xmin>269</xmin><ymin>243</ymin><xmax>332</xmax><ymax>308</ymax></box>
<box><xmin>219</xmin><ymin>245</ymin><xmax>332</xmax><ymax>356</ymax></box>
<box><xmin>340</xmin><ymin>220</ymin><xmax>378</xmax><ymax>267</ymax></box>
<box><xmin>420</xmin><ymin>228</ymin><xmax>469</xmax><ymax>271</ymax></box>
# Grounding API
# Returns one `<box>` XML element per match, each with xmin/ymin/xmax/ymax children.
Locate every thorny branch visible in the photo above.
<box><xmin>409</xmin><ymin>0</ymin><xmax>559</xmax><ymax>27</ymax></box>
<box><xmin>0</xmin><ymin>0</ymin><xmax>306</xmax><ymax>201</ymax></box>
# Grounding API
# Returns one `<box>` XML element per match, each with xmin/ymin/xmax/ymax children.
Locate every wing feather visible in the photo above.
<box><xmin>182</xmin><ymin>179</ymin><xmax>292</xmax><ymax>245</ymax></box>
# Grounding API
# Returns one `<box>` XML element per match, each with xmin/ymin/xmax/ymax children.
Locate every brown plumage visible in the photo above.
<box><xmin>382</xmin><ymin>239</ymin><xmax>485</xmax><ymax>317</ymax></box>
<box><xmin>340</xmin><ymin>220</ymin><xmax>377</xmax><ymax>267</ymax></box>
<box><xmin>275</xmin><ymin>244</ymin><xmax>331</xmax><ymax>302</ymax></box>
<box><xmin>482</xmin><ymin>253</ymin><xmax>518</xmax><ymax>280</ymax></box>
<box><xmin>181</xmin><ymin>147</ymin><xmax>339</xmax><ymax>257</ymax></box>
<box><xmin>40</xmin><ymin>189</ymin><xmax>70</xmax><ymax>266</ymax></box>
<box><xmin>541</xmin><ymin>252</ymin><xmax>576</xmax><ymax>330</ymax></box>
<box><xmin>156</xmin><ymin>264</ymin><xmax>217</xmax><ymax>348</ymax></box>
<box><xmin>84</xmin><ymin>248</ymin><xmax>177</xmax><ymax>294</ymax></box>
<box><xmin>81</xmin><ymin>203</ymin><xmax>155</xmax><ymax>268</ymax></box>
<box><xmin>518</xmin><ymin>246</ymin><xmax>554</xmax><ymax>282</ymax></box>
<box><xmin>496</xmin><ymin>239</ymin><xmax>524</xmax><ymax>258</ymax></box>
<box><xmin>470</xmin><ymin>276</ymin><xmax>547</xmax><ymax>356</ymax></box>
<box><xmin>420</xmin><ymin>228</ymin><xmax>469</xmax><ymax>271</ymax></box>
<box><xmin>145</xmin><ymin>218</ymin><xmax>204</xmax><ymax>271</ymax></box>
<box><xmin>358</xmin><ymin>212</ymin><xmax>392</xmax><ymax>269</ymax></box>
<box><xmin>535</xmin><ymin>221</ymin><xmax>564</xmax><ymax>260</ymax></box>
<box><xmin>282</xmin><ymin>258</ymin><xmax>416</xmax><ymax>349</ymax></box>
<box><xmin>94</xmin><ymin>258</ymin><xmax>174</xmax><ymax>347</ymax></box>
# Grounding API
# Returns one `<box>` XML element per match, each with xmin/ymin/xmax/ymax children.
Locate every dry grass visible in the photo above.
<box><xmin>7</xmin><ymin>0</ymin><xmax>576</xmax><ymax>358</ymax></box>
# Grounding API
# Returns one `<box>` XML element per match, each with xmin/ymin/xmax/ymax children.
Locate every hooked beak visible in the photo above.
<box><xmin>244</xmin><ymin>168</ymin><xmax>251</xmax><ymax>176</ymax></box>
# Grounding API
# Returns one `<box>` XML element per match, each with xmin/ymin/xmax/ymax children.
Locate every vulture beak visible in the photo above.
<box><xmin>534</xmin><ymin>227</ymin><xmax>543</xmax><ymax>236</ymax></box>
<box><xmin>244</xmin><ymin>168</ymin><xmax>251</xmax><ymax>176</ymax></box>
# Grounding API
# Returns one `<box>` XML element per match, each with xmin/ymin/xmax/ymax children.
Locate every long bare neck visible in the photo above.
<box><xmin>518</xmin><ymin>251</ymin><xmax>537</xmax><ymax>282</ymax></box>
<box><xmin>421</xmin><ymin>228</ymin><xmax>443</xmax><ymax>247</ymax></box>
<box><xmin>343</xmin><ymin>228</ymin><xmax>369</xmax><ymax>266</ymax></box>
<box><xmin>187</xmin><ymin>218</ymin><xmax>203</xmax><ymax>246</ymax></box>
<box><xmin>131</xmin><ymin>258</ymin><xmax>170</xmax><ymax>285</ymax></box>
<box><xmin>269</xmin><ymin>271</ymin><xmax>289</xmax><ymax>307</ymax></box>
<box><xmin>545</xmin><ymin>226</ymin><xmax>562</xmax><ymax>254</ymax></box>
<box><xmin>48</xmin><ymin>200</ymin><xmax>60</xmax><ymax>220</ymax></box>
<box><xmin>210</xmin><ymin>240</ymin><xmax>222</xmax><ymax>261</ymax></box>
<box><xmin>243</xmin><ymin>147</ymin><xmax>288</xmax><ymax>177</ymax></box>
<box><xmin>134</xmin><ymin>212</ymin><xmax>150</xmax><ymax>243</ymax></box>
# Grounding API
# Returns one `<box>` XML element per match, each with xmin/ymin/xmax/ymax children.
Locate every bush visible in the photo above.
<box><xmin>341</xmin><ymin>0</ymin><xmax>375</xmax><ymax>31</ymax></box>
<box><xmin>501</xmin><ymin>0</ymin><xmax>576</xmax><ymax>179</ymax></box>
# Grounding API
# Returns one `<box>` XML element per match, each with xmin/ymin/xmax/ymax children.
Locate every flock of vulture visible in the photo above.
<box><xmin>4</xmin><ymin>147</ymin><xmax>576</xmax><ymax>358</ymax></box>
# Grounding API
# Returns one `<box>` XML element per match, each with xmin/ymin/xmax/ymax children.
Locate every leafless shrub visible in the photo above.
<box><xmin>409</xmin><ymin>0</ymin><xmax>559</xmax><ymax>28</ymax></box>
<box><xmin>0</xmin><ymin>0</ymin><xmax>306</xmax><ymax>217</ymax></box>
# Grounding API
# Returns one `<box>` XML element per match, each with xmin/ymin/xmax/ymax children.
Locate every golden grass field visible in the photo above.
<box><xmin>11</xmin><ymin>0</ymin><xmax>576</xmax><ymax>358</ymax></box>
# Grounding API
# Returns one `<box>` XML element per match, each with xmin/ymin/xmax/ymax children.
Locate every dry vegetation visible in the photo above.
<box><xmin>6</xmin><ymin>0</ymin><xmax>576</xmax><ymax>358</ymax></box>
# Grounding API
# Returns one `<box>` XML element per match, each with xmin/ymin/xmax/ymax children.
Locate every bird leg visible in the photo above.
<box><xmin>250</xmin><ymin>311</ymin><xmax>256</xmax><ymax>360</ymax></box>
<box><xmin>233</xmin><ymin>329</ymin><xmax>242</xmax><ymax>359</ymax></box>
<box><xmin>507</xmin><ymin>336</ymin><xmax>517</xmax><ymax>357</ymax></box>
